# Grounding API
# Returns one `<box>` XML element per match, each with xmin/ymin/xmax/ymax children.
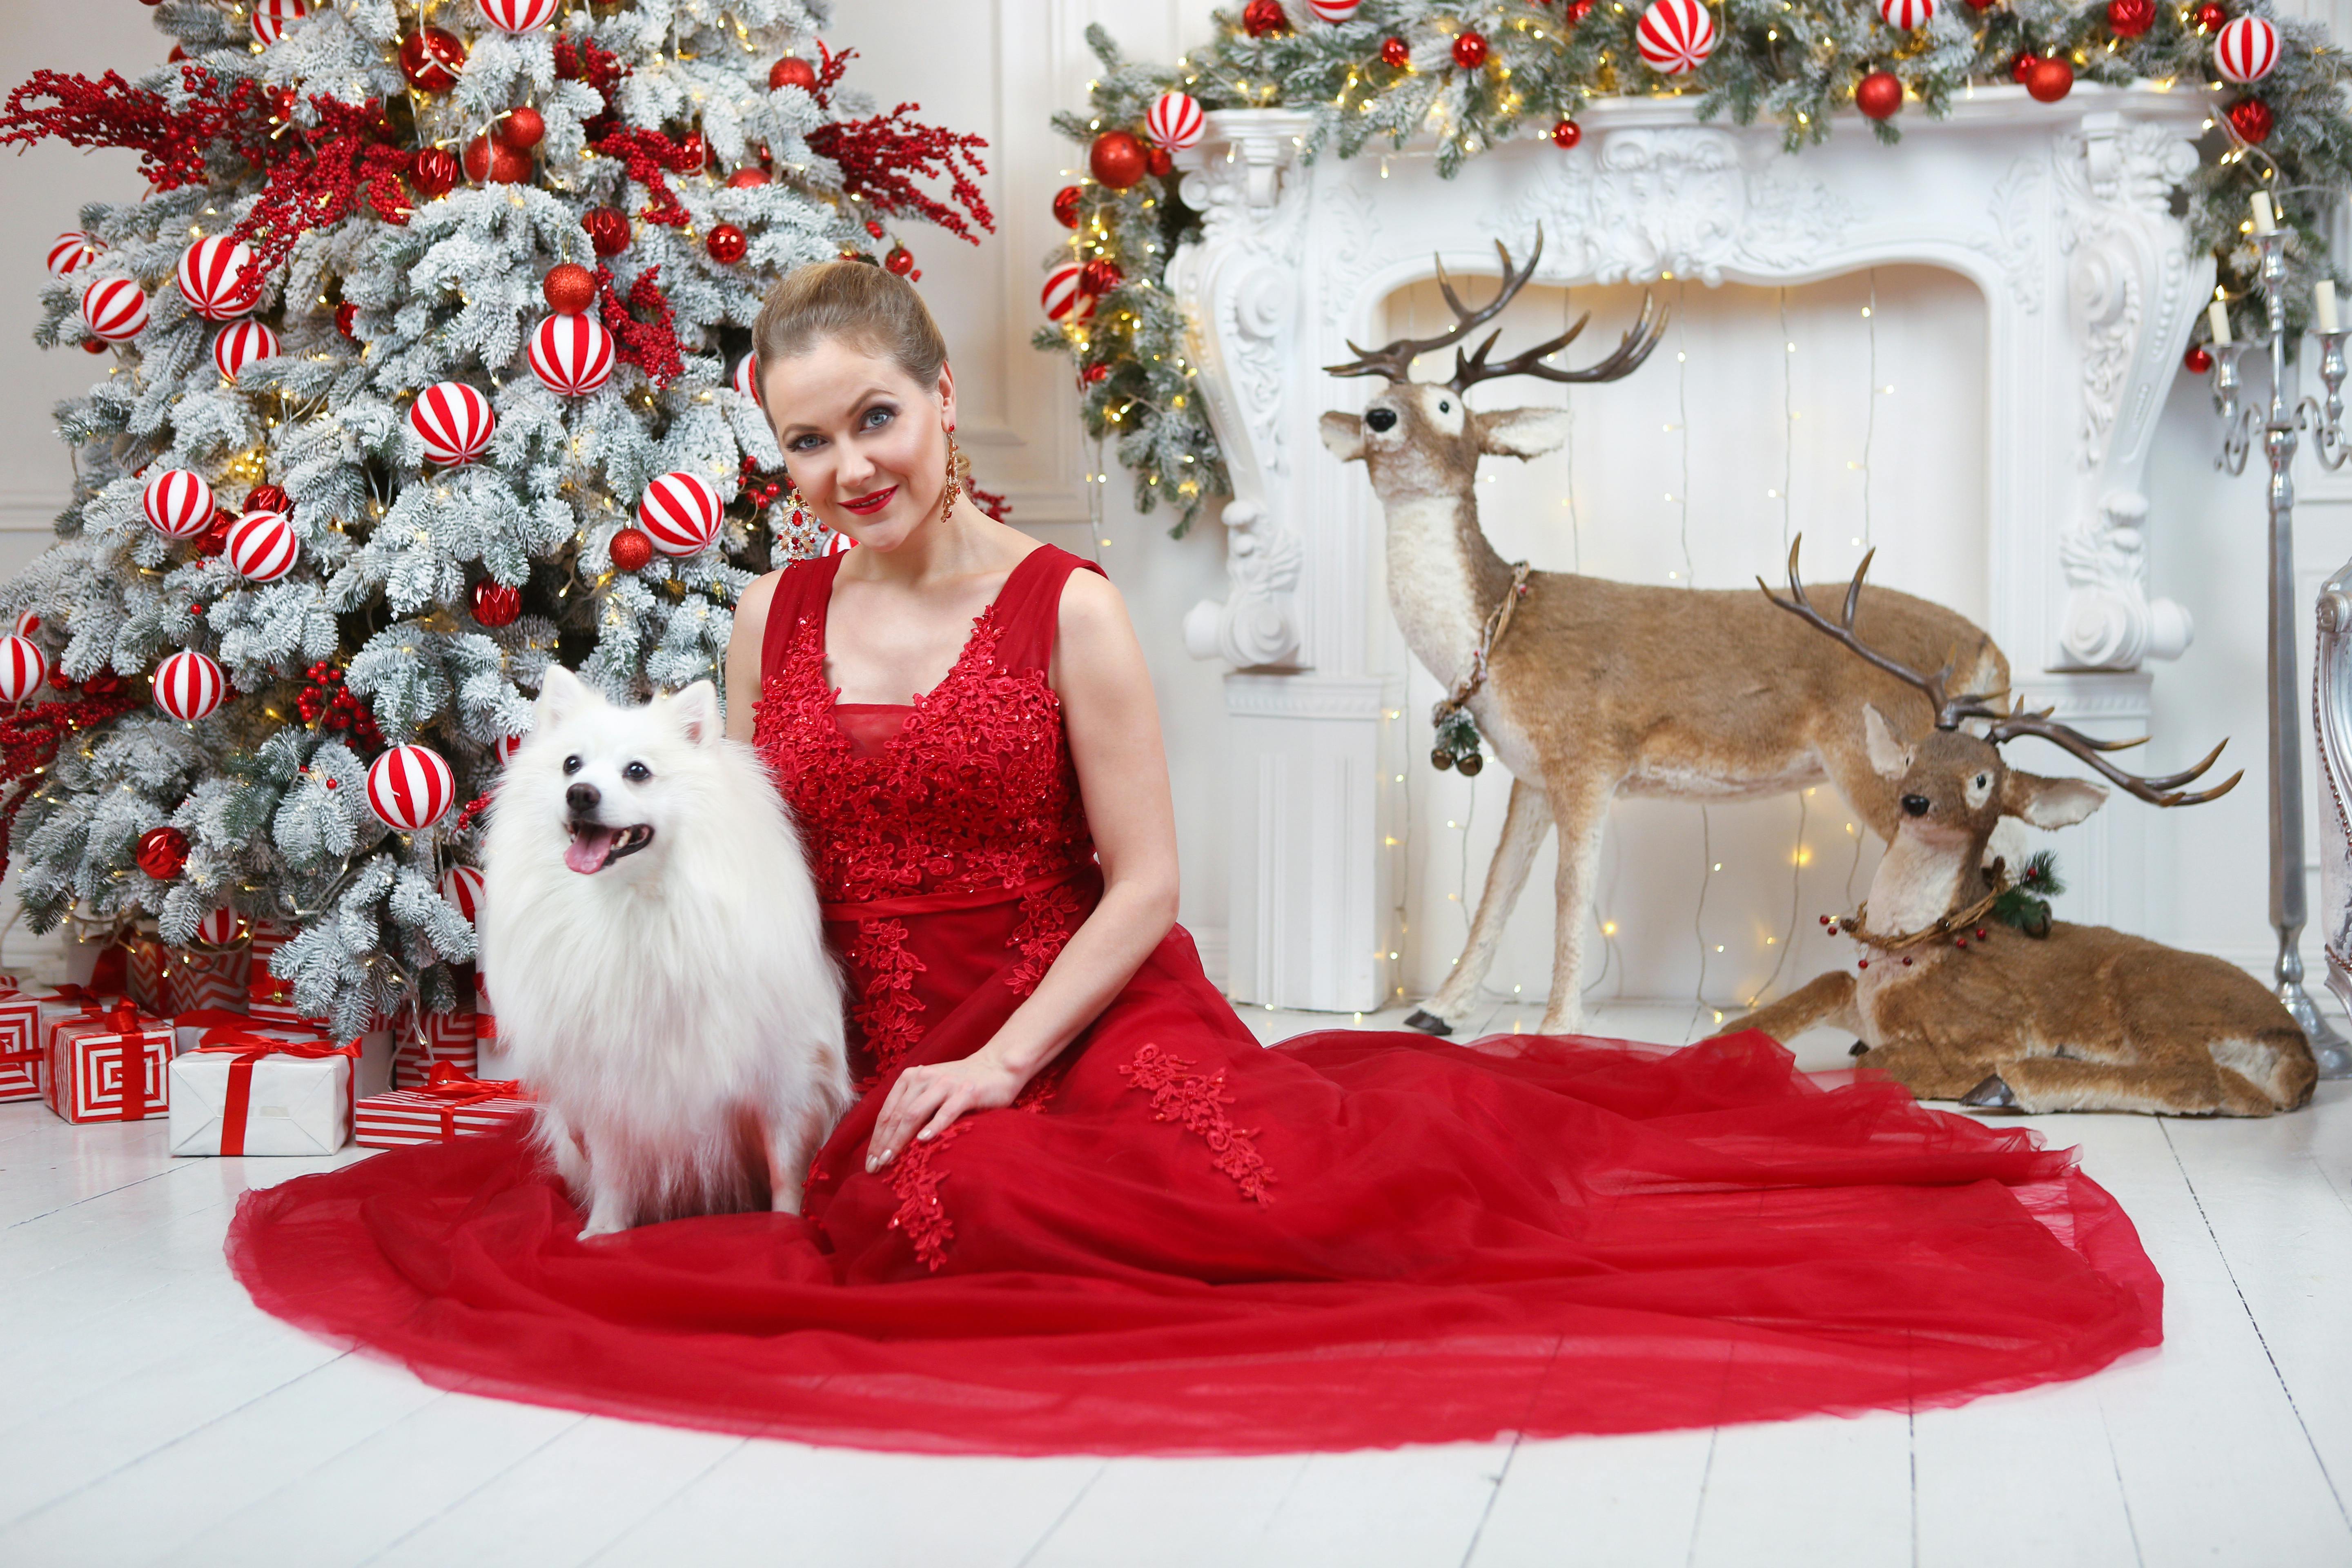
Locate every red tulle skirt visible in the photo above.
<box><xmin>228</xmin><ymin>924</ymin><xmax>2162</xmax><ymax>1456</ymax></box>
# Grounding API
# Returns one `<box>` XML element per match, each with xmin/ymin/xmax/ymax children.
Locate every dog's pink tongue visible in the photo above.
<box><xmin>564</xmin><ymin>826</ymin><xmax>617</xmax><ymax>875</ymax></box>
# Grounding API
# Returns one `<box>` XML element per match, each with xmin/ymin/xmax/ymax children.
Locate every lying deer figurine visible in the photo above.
<box><xmin>1321</xmin><ymin>231</ymin><xmax>2008</xmax><ymax>1036</ymax></box>
<box><xmin>1724</xmin><ymin>542</ymin><xmax>2314</xmax><ymax>1117</ymax></box>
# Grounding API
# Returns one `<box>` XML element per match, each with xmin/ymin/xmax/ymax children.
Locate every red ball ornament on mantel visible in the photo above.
<box><xmin>1452</xmin><ymin>31</ymin><xmax>1489</xmax><ymax>69</ymax></box>
<box><xmin>726</xmin><ymin>168</ymin><xmax>772</xmax><ymax>188</ymax></box>
<box><xmin>542</xmin><ymin>262</ymin><xmax>597</xmax><ymax>315</ymax></box>
<box><xmin>768</xmin><ymin>56</ymin><xmax>818</xmax><ymax>93</ymax></box>
<box><xmin>1145</xmin><ymin>146</ymin><xmax>1174</xmax><ymax>178</ymax></box>
<box><xmin>2227</xmin><ymin>96</ymin><xmax>2274</xmax><ymax>143</ymax></box>
<box><xmin>1381</xmin><ymin>36</ymin><xmax>1412</xmax><ymax>67</ymax></box>
<box><xmin>472</xmin><ymin>579</ymin><xmax>521</xmax><ymax>628</ymax></box>
<box><xmin>2107</xmin><ymin>0</ymin><xmax>2155</xmax><ymax>38</ymax></box>
<box><xmin>885</xmin><ymin>244</ymin><xmax>915</xmax><ymax>277</ymax></box>
<box><xmin>608</xmin><ymin>527</ymin><xmax>655</xmax><ymax>574</ymax></box>
<box><xmin>410</xmin><ymin>146</ymin><xmax>461</xmax><ymax>199</ymax></box>
<box><xmin>1052</xmin><ymin>185</ymin><xmax>1083</xmax><ymax>228</ymax></box>
<box><xmin>494</xmin><ymin>106</ymin><xmax>545</xmax><ymax>151</ymax></box>
<box><xmin>399</xmin><ymin>28</ymin><xmax>466</xmax><ymax>93</ymax></box>
<box><xmin>2185</xmin><ymin>343</ymin><xmax>2215</xmax><ymax>374</ymax></box>
<box><xmin>2011</xmin><ymin>52</ymin><xmax>2041</xmax><ymax>83</ymax></box>
<box><xmin>1082</xmin><ymin>362</ymin><xmax>1110</xmax><ymax>384</ymax></box>
<box><xmin>1552</xmin><ymin>118</ymin><xmax>1583</xmax><ymax>149</ymax></box>
<box><xmin>2195</xmin><ymin>1</ymin><xmax>2227</xmax><ymax>30</ymax></box>
<box><xmin>1855</xmin><ymin>69</ymin><xmax>1904</xmax><ymax>120</ymax></box>
<box><xmin>136</xmin><ymin>825</ymin><xmax>189</xmax><ymax>881</ymax></box>
<box><xmin>1089</xmin><ymin>130</ymin><xmax>1148</xmax><ymax>191</ymax></box>
<box><xmin>1242</xmin><ymin>0</ymin><xmax>1290</xmax><ymax>37</ymax></box>
<box><xmin>464</xmin><ymin>135</ymin><xmax>533</xmax><ymax>185</ymax></box>
<box><xmin>2025</xmin><ymin>56</ymin><xmax>2074</xmax><ymax>102</ymax></box>
<box><xmin>706</xmin><ymin>224</ymin><xmax>748</xmax><ymax>265</ymax></box>
<box><xmin>582</xmin><ymin>206</ymin><xmax>630</xmax><ymax>258</ymax></box>
<box><xmin>1570</xmin><ymin>0</ymin><xmax>1596</xmax><ymax>21</ymax></box>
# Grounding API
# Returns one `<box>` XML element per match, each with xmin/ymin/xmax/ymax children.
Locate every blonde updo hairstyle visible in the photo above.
<box><xmin>751</xmin><ymin>259</ymin><xmax>970</xmax><ymax>490</ymax></box>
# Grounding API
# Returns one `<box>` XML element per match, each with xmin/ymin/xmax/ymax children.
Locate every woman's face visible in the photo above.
<box><xmin>762</xmin><ymin>335</ymin><xmax>956</xmax><ymax>552</ymax></box>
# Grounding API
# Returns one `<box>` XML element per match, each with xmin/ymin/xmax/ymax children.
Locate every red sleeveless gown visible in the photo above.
<box><xmin>227</xmin><ymin>545</ymin><xmax>2162</xmax><ymax>1455</ymax></box>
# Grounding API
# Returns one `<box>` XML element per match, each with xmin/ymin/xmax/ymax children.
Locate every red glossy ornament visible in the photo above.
<box><xmin>2025</xmin><ymin>56</ymin><xmax>2074</xmax><ymax>102</ymax></box>
<box><xmin>1052</xmin><ymin>185</ymin><xmax>1083</xmax><ymax>228</ymax></box>
<box><xmin>494</xmin><ymin>105</ymin><xmax>544</xmax><ymax>151</ymax></box>
<box><xmin>472</xmin><ymin>580</ymin><xmax>521</xmax><ymax>627</ymax></box>
<box><xmin>1243</xmin><ymin>0</ymin><xmax>1290</xmax><ymax>36</ymax></box>
<box><xmin>334</xmin><ymin>300</ymin><xmax>359</xmax><ymax>339</ymax></box>
<box><xmin>1570</xmin><ymin>0</ymin><xmax>1595</xmax><ymax>18</ymax></box>
<box><xmin>399</xmin><ymin>28</ymin><xmax>466</xmax><ymax>92</ymax></box>
<box><xmin>1080</xmin><ymin>258</ymin><xmax>1123</xmax><ymax>295</ymax></box>
<box><xmin>726</xmin><ymin>168</ymin><xmax>771</xmax><ymax>188</ymax></box>
<box><xmin>135</xmin><ymin>825</ymin><xmax>189</xmax><ymax>881</ymax></box>
<box><xmin>706</xmin><ymin>223</ymin><xmax>748</xmax><ymax>264</ymax></box>
<box><xmin>582</xmin><ymin>206</ymin><xmax>630</xmax><ymax>258</ymax></box>
<box><xmin>1855</xmin><ymin>69</ymin><xmax>1903</xmax><ymax>119</ymax></box>
<box><xmin>2195</xmin><ymin>0</ymin><xmax>2226</xmax><ymax>28</ymax></box>
<box><xmin>680</xmin><ymin>132</ymin><xmax>710</xmax><ymax>170</ymax></box>
<box><xmin>1082</xmin><ymin>362</ymin><xmax>1110</xmax><ymax>384</ymax></box>
<box><xmin>1145</xmin><ymin>146</ymin><xmax>1174</xmax><ymax>177</ymax></box>
<box><xmin>80</xmin><ymin>339</ymin><xmax>107</xmax><ymax>355</ymax></box>
<box><xmin>196</xmin><ymin>510</ymin><xmax>233</xmax><ymax>557</ymax></box>
<box><xmin>2185</xmin><ymin>343</ymin><xmax>2214</xmax><ymax>374</ymax></box>
<box><xmin>2227</xmin><ymin>96</ymin><xmax>2274</xmax><ymax>143</ymax></box>
<box><xmin>1452</xmin><ymin>30</ymin><xmax>1489</xmax><ymax>68</ymax></box>
<box><xmin>885</xmin><ymin>244</ymin><xmax>915</xmax><ymax>276</ymax></box>
<box><xmin>2011</xmin><ymin>52</ymin><xmax>2040</xmax><ymax>82</ymax></box>
<box><xmin>1381</xmin><ymin>36</ymin><xmax>1411</xmax><ymax>67</ymax></box>
<box><xmin>1552</xmin><ymin>118</ymin><xmax>1582</xmax><ymax>149</ymax></box>
<box><xmin>409</xmin><ymin>145</ymin><xmax>461</xmax><ymax>198</ymax></box>
<box><xmin>542</xmin><ymin>262</ymin><xmax>597</xmax><ymax>314</ymax></box>
<box><xmin>1089</xmin><ymin>130</ymin><xmax>1148</xmax><ymax>190</ymax></box>
<box><xmin>609</xmin><ymin>528</ymin><xmax>654</xmax><ymax>573</ymax></box>
<box><xmin>245</xmin><ymin>484</ymin><xmax>292</xmax><ymax>515</ymax></box>
<box><xmin>768</xmin><ymin>56</ymin><xmax>818</xmax><ymax>92</ymax></box>
<box><xmin>2107</xmin><ymin>0</ymin><xmax>2155</xmax><ymax>36</ymax></box>
<box><xmin>463</xmin><ymin>135</ymin><xmax>533</xmax><ymax>184</ymax></box>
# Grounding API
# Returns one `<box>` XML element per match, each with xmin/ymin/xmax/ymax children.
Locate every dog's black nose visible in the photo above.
<box><xmin>567</xmin><ymin>783</ymin><xmax>601</xmax><ymax>813</ymax></box>
<box><xmin>1901</xmin><ymin>793</ymin><xmax>1931</xmax><ymax>817</ymax></box>
<box><xmin>1364</xmin><ymin>407</ymin><xmax>1398</xmax><ymax>433</ymax></box>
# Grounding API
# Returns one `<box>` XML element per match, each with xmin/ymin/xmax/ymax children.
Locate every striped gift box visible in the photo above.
<box><xmin>0</xmin><ymin>989</ymin><xmax>40</xmax><ymax>1102</ymax></box>
<box><xmin>353</xmin><ymin>1080</ymin><xmax>529</xmax><ymax>1148</ymax></box>
<box><xmin>45</xmin><ymin>1007</ymin><xmax>173</xmax><ymax>1123</ymax></box>
<box><xmin>393</xmin><ymin>1005</ymin><xmax>477</xmax><ymax>1088</ymax></box>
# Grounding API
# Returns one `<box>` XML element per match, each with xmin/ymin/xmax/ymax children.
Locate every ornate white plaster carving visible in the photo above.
<box><xmin>1182</xmin><ymin>500</ymin><xmax>1304</xmax><ymax>669</ymax></box>
<box><xmin>1985</xmin><ymin>157</ymin><xmax>2048</xmax><ymax>311</ymax></box>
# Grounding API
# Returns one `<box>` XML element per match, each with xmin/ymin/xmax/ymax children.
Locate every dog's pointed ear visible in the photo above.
<box><xmin>537</xmin><ymin>665</ymin><xmax>588</xmax><ymax>724</ymax></box>
<box><xmin>669</xmin><ymin>680</ymin><xmax>721</xmax><ymax>747</ymax></box>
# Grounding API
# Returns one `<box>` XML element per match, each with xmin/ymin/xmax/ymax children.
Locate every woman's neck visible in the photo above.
<box><xmin>835</xmin><ymin>497</ymin><xmax>1013</xmax><ymax>589</ymax></box>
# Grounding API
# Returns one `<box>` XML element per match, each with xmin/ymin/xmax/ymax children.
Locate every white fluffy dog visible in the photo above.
<box><xmin>481</xmin><ymin>667</ymin><xmax>852</xmax><ymax>1237</ymax></box>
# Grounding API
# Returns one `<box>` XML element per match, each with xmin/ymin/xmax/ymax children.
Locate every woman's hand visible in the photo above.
<box><xmin>867</xmin><ymin>1051</ymin><xmax>1028</xmax><ymax>1171</ymax></box>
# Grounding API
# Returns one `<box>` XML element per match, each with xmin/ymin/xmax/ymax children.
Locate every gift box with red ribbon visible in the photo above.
<box><xmin>2</xmin><ymin>984</ymin><xmax>129</xmax><ymax>1104</ymax></box>
<box><xmin>44</xmin><ymin>1001</ymin><xmax>174</xmax><ymax>1123</ymax></box>
<box><xmin>393</xmin><ymin>1005</ymin><xmax>477</xmax><ymax>1088</ymax></box>
<box><xmin>353</xmin><ymin>1060</ymin><xmax>530</xmax><ymax>1148</ymax></box>
<box><xmin>168</xmin><ymin>1025</ymin><xmax>358</xmax><ymax>1157</ymax></box>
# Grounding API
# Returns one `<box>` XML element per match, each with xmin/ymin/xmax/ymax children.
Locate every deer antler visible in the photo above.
<box><xmin>1324</xmin><ymin>233</ymin><xmax>1545</xmax><ymax>383</ymax></box>
<box><xmin>1763</xmin><ymin>537</ymin><xmax>2242</xmax><ymax>808</ymax></box>
<box><xmin>1449</xmin><ymin>290</ymin><xmax>1669</xmax><ymax>391</ymax></box>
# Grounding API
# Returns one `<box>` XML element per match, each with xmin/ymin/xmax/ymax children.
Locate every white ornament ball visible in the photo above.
<box><xmin>636</xmin><ymin>472</ymin><xmax>724</xmax><ymax>555</ymax></box>
<box><xmin>154</xmin><ymin>649</ymin><xmax>226</xmax><ymax>722</ymax></box>
<box><xmin>410</xmin><ymin>382</ymin><xmax>495</xmax><ymax>465</ymax></box>
<box><xmin>733</xmin><ymin>353</ymin><xmax>762</xmax><ymax>405</ymax></box>
<box><xmin>368</xmin><ymin>744</ymin><xmax>456</xmax><ymax>831</ymax></box>
<box><xmin>1877</xmin><ymin>0</ymin><xmax>1936</xmax><ymax>29</ymax></box>
<box><xmin>142</xmin><ymin>469</ymin><xmax>216</xmax><ymax>541</ymax></box>
<box><xmin>1635</xmin><ymin>0</ymin><xmax>1717</xmax><ymax>74</ymax></box>
<box><xmin>177</xmin><ymin>236</ymin><xmax>263</xmax><ymax>321</ymax></box>
<box><xmin>476</xmin><ymin>0</ymin><xmax>561</xmax><ymax>32</ymax></box>
<box><xmin>80</xmin><ymin>277</ymin><xmax>149</xmax><ymax>343</ymax></box>
<box><xmin>212</xmin><ymin>319</ymin><xmax>280</xmax><ymax>384</ymax></box>
<box><xmin>1308</xmin><ymin>0</ymin><xmax>1362</xmax><ymax>20</ymax></box>
<box><xmin>46</xmin><ymin>232</ymin><xmax>98</xmax><ymax>279</ymax></box>
<box><xmin>225</xmin><ymin>510</ymin><xmax>298</xmax><ymax>582</ymax></box>
<box><xmin>1144</xmin><ymin>91</ymin><xmax>1205</xmax><ymax>152</ymax></box>
<box><xmin>252</xmin><ymin>0</ymin><xmax>307</xmax><ymax>45</ymax></box>
<box><xmin>2215</xmin><ymin>16</ymin><xmax>2279</xmax><ymax>84</ymax></box>
<box><xmin>0</xmin><ymin>635</ymin><xmax>46</xmax><ymax>704</ymax></box>
<box><xmin>526</xmin><ymin>313</ymin><xmax>614</xmax><ymax>397</ymax></box>
<box><xmin>1041</xmin><ymin>263</ymin><xmax>1094</xmax><ymax>323</ymax></box>
<box><xmin>440</xmin><ymin>863</ymin><xmax>485</xmax><ymax>926</ymax></box>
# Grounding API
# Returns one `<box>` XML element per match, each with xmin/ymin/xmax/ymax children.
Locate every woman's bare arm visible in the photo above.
<box><xmin>867</xmin><ymin>567</ymin><xmax>1180</xmax><ymax>1167</ymax></box>
<box><xmin>724</xmin><ymin>572</ymin><xmax>782</xmax><ymax>743</ymax></box>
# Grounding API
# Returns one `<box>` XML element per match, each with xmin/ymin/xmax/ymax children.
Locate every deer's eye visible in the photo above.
<box><xmin>1437</xmin><ymin>399</ymin><xmax>1451</xmax><ymax>413</ymax></box>
<box><xmin>1975</xmin><ymin>774</ymin><xmax>1988</xmax><ymax>789</ymax></box>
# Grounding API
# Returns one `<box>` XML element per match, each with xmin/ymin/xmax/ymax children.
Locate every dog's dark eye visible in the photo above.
<box><xmin>562</xmin><ymin>754</ymin><xmax>582</xmax><ymax>775</ymax></box>
<box><xmin>624</xmin><ymin>762</ymin><xmax>651</xmax><ymax>783</ymax></box>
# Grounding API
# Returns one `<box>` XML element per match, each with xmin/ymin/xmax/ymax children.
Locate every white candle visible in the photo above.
<box><xmin>2209</xmin><ymin>299</ymin><xmax>2234</xmax><ymax>347</ymax></box>
<box><xmin>2320</xmin><ymin>280</ymin><xmax>2341</xmax><ymax>335</ymax></box>
<box><xmin>2252</xmin><ymin>192</ymin><xmax>2277</xmax><ymax>234</ymax></box>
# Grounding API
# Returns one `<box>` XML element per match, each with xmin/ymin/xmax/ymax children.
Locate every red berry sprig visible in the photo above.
<box><xmin>295</xmin><ymin>660</ymin><xmax>383</xmax><ymax>749</ymax></box>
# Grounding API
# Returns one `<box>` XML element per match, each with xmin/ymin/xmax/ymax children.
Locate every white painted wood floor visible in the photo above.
<box><xmin>4</xmin><ymin>998</ymin><xmax>2350</xmax><ymax>1568</ymax></box>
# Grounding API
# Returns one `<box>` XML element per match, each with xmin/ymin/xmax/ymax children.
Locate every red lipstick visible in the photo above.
<box><xmin>841</xmin><ymin>486</ymin><xmax>897</xmax><ymax>516</ymax></box>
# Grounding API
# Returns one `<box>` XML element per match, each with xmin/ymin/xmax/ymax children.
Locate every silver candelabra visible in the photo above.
<box><xmin>2206</xmin><ymin>220</ymin><xmax>2352</xmax><ymax>1077</ymax></box>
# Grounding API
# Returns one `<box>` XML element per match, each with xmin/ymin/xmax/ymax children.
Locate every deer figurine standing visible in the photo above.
<box><xmin>1725</xmin><ymin>544</ymin><xmax>2313</xmax><ymax>1117</ymax></box>
<box><xmin>1320</xmin><ymin>233</ymin><xmax>2009</xmax><ymax>1036</ymax></box>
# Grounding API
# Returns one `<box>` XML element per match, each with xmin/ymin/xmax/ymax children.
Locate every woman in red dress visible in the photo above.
<box><xmin>227</xmin><ymin>263</ymin><xmax>2161</xmax><ymax>1456</ymax></box>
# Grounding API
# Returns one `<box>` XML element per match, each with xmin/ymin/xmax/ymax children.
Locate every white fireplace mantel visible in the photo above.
<box><xmin>1171</xmin><ymin>85</ymin><xmax>2214</xmax><ymax>1012</ymax></box>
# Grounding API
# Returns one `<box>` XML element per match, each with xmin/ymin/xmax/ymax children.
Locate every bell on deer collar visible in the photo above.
<box><xmin>1456</xmin><ymin>751</ymin><xmax>1484</xmax><ymax>776</ymax></box>
<box><xmin>1430</xmin><ymin>748</ymin><xmax>1454</xmax><ymax>771</ymax></box>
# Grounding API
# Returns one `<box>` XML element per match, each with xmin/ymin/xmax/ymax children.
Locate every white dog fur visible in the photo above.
<box><xmin>482</xmin><ymin>667</ymin><xmax>852</xmax><ymax>1238</ymax></box>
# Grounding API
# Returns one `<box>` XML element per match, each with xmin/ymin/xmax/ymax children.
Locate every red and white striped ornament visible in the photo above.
<box><xmin>154</xmin><ymin>649</ymin><xmax>226</xmax><ymax>722</ymax></box>
<box><xmin>45</xmin><ymin>232</ymin><xmax>98</xmax><ymax>279</ymax></box>
<box><xmin>1041</xmin><ymin>263</ymin><xmax>1094</xmax><ymax>323</ymax></box>
<box><xmin>2214</xmin><ymin>16</ymin><xmax>2279</xmax><ymax>83</ymax></box>
<box><xmin>1635</xmin><ymin>0</ymin><xmax>1717</xmax><ymax>73</ymax></box>
<box><xmin>212</xmin><ymin>319</ymin><xmax>280</xmax><ymax>383</ymax></box>
<box><xmin>1144</xmin><ymin>91</ymin><xmax>1205</xmax><ymax>152</ymax></box>
<box><xmin>440</xmin><ymin>863</ymin><xmax>485</xmax><ymax>926</ymax></box>
<box><xmin>368</xmin><ymin>744</ymin><xmax>455</xmax><ymax>831</ymax></box>
<box><xmin>494</xmin><ymin>731</ymin><xmax>526</xmax><ymax>766</ymax></box>
<box><xmin>251</xmin><ymin>0</ymin><xmax>306</xmax><ymax>45</ymax></box>
<box><xmin>410</xmin><ymin>382</ymin><xmax>495</xmax><ymax>465</ymax></box>
<box><xmin>177</xmin><ymin>236</ymin><xmax>263</xmax><ymax>321</ymax></box>
<box><xmin>636</xmin><ymin>472</ymin><xmax>724</xmax><ymax>555</ymax></box>
<box><xmin>194</xmin><ymin>906</ymin><xmax>242</xmax><ymax>947</ymax></box>
<box><xmin>225</xmin><ymin>510</ymin><xmax>298</xmax><ymax>582</ymax></box>
<box><xmin>142</xmin><ymin>469</ymin><xmax>216</xmax><ymax>540</ymax></box>
<box><xmin>80</xmin><ymin>277</ymin><xmax>149</xmax><ymax>343</ymax></box>
<box><xmin>475</xmin><ymin>0</ymin><xmax>560</xmax><ymax>31</ymax></box>
<box><xmin>733</xmin><ymin>353</ymin><xmax>762</xmax><ymax>405</ymax></box>
<box><xmin>14</xmin><ymin>611</ymin><xmax>40</xmax><ymax>638</ymax></box>
<box><xmin>526</xmin><ymin>313</ymin><xmax>613</xmax><ymax>397</ymax></box>
<box><xmin>1876</xmin><ymin>0</ymin><xmax>1936</xmax><ymax>28</ymax></box>
<box><xmin>822</xmin><ymin>530</ymin><xmax>855</xmax><ymax>557</ymax></box>
<box><xmin>1307</xmin><ymin>0</ymin><xmax>1362</xmax><ymax>20</ymax></box>
<box><xmin>0</xmin><ymin>635</ymin><xmax>45</xmax><ymax>704</ymax></box>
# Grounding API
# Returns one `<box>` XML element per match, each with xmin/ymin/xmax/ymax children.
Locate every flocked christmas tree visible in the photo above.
<box><xmin>0</xmin><ymin>0</ymin><xmax>990</xmax><ymax>1035</ymax></box>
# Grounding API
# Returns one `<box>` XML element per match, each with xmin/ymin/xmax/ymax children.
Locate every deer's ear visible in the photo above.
<box><xmin>1473</xmin><ymin>408</ymin><xmax>1571</xmax><ymax>460</ymax></box>
<box><xmin>2001</xmin><ymin>770</ymin><xmax>2109</xmax><ymax>829</ymax></box>
<box><xmin>1319</xmin><ymin>411</ymin><xmax>1366</xmax><ymax>462</ymax></box>
<box><xmin>1861</xmin><ymin>704</ymin><xmax>1911</xmax><ymax>780</ymax></box>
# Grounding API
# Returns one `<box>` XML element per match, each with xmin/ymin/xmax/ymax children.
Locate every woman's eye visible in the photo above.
<box><xmin>862</xmin><ymin>405</ymin><xmax>895</xmax><ymax>429</ymax></box>
<box><xmin>624</xmin><ymin>762</ymin><xmax>651</xmax><ymax>783</ymax></box>
<box><xmin>787</xmin><ymin>434</ymin><xmax>823</xmax><ymax>452</ymax></box>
